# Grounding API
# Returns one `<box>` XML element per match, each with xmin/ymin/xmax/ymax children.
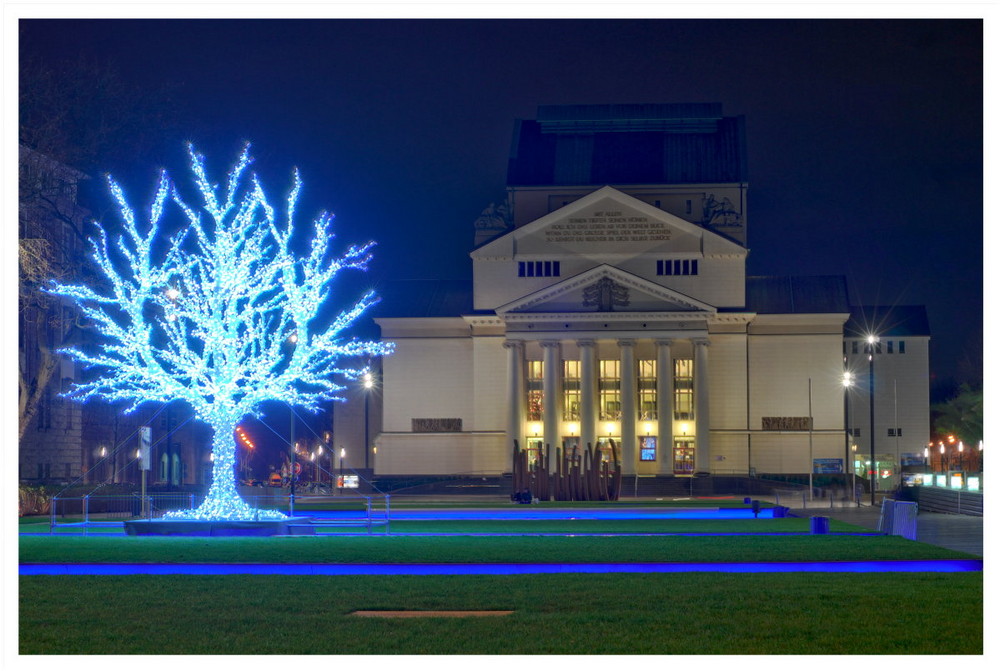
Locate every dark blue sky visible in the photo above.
<box><xmin>20</xmin><ymin>19</ymin><xmax>983</xmax><ymax>398</ymax></box>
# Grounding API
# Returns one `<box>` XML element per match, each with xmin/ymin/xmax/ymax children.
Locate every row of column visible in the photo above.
<box><xmin>504</xmin><ymin>338</ymin><xmax>710</xmax><ymax>475</ymax></box>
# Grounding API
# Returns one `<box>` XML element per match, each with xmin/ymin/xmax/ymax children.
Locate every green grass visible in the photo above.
<box><xmin>20</xmin><ymin>572</ymin><xmax>982</xmax><ymax>654</ymax></box>
<box><xmin>19</xmin><ymin>532</ymin><xmax>975</xmax><ymax>565</ymax></box>
<box><xmin>18</xmin><ymin>504</ymin><xmax>982</xmax><ymax>655</ymax></box>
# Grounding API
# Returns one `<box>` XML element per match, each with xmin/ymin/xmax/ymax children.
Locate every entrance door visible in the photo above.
<box><xmin>673</xmin><ymin>438</ymin><xmax>695</xmax><ymax>475</ymax></box>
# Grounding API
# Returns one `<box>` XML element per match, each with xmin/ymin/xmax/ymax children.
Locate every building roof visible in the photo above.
<box><xmin>507</xmin><ymin>103</ymin><xmax>747</xmax><ymax>187</ymax></box>
<box><xmin>744</xmin><ymin>276</ymin><xmax>851</xmax><ymax>314</ymax></box>
<box><xmin>844</xmin><ymin>305</ymin><xmax>930</xmax><ymax>338</ymax></box>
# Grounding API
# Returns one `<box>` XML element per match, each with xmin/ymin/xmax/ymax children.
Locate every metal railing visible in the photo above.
<box><xmin>48</xmin><ymin>493</ymin><xmax>392</xmax><ymax>534</ymax></box>
<box><xmin>50</xmin><ymin>493</ymin><xmax>200</xmax><ymax>534</ymax></box>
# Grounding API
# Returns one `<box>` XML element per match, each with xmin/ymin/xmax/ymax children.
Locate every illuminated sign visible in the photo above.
<box><xmin>337</xmin><ymin>475</ymin><xmax>359</xmax><ymax>489</ymax></box>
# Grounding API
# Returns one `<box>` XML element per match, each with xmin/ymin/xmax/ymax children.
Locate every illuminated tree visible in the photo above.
<box><xmin>49</xmin><ymin>144</ymin><xmax>392</xmax><ymax>520</ymax></box>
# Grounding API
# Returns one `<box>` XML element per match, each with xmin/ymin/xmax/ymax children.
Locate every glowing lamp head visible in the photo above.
<box><xmin>340</xmin><ymin>448</ymin><xmax>345</xmax><ymax>459</ymax></box>
<box><xmin>842</xmin><ymin>372</ymin><xmax>853</xmax><ymax>387</ymax></box>
<box><xmin>866</xmin><ymin>334</ymin><xmax>878</xmax><ymax>345</ymax></box>
<box><xmin>958</xmin><ymin>442</ymin><xmax>964</xmax><ymax>452</ymax></box>
<box><xmin>568</xmin><ymin>422</ymin><xmax>578</xmax><ymax>435</ymax></box>
<box><xmin>363</xmin><ymin>372</ymin><xmax>373</xmax><ymax>389</ymax></box>
<box><xmin>165</xmin><ymin>287</ymin><xmax>180</xmax><ymax>300</ymax></box>
<box><xmin>643</xmin><ymin>422</ymin><xmax>653</xmax><ymax>435</ymax></box>
<box><xmin>605</xmin><ymin>422</ymin><xmax>615</xmax><ymax>435</ymax></box>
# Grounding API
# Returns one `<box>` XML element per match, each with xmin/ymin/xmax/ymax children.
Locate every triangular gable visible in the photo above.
<box><xmin>472</xmin><ymin>186</ymin><xmax>746</xmax><ymax>259</ymax></box>
<box><xmin>496</xmin><ymin>264</ymin><xmax>717</xmax><ymax>315</ymax></box>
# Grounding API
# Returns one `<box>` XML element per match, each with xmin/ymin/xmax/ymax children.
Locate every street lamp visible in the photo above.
<box><xmin>363</xmin><ymin>371</ymin><xmax>373</xmax><ymax>470</ymax></box>
<box><xmin>958</xmin><ymin>441</ymin><xmax>964</xmax><ymax>472</ymax></box>
<box><xmin>866</xmin><ymin>334</ymin><xmax>879</xmax><ymax>505</ymax></box>
<box><xmin>842</xmin><ymin>371</ymin><xmax>855</xmax><ymax>504</ymax></box>
<box><xmin>339</xmin><ymin>447</ymin><xmax>345</xmax><ymax>494</ymax></box>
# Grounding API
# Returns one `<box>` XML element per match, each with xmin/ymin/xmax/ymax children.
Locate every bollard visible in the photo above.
<box><xmin>743</xmin><ymin>497</ymin><xmax>752</xmax><ymax>504</ymax></box>
<box><xmin>750</xmin><ymin>499</ymin><xmax>761</xmax><ymax>517</ymax></box>
<box><xmin>772</xmin><ymin>506</ymin><xmax>789</xmax><ymax>518</ymax></box>
<box><xmin>810</xmin><ymin>516</ymin><xmax>830</xmax><ymax>534</ymax></box>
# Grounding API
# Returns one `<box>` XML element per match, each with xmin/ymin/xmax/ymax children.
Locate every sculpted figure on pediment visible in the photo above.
<box><xmin>473</xmin><ymin>201</ymin><xmax>512</xmax><ymax>231</ymax></box>
<box><xmin>701</xmin><ymin>193</ymin><xmax>743</xmax><ymax>228</ymax></box>
<box><xmin>583</xmin><ymin>277</ymin><xmax>630</xmax><ymax>312</ymax></box>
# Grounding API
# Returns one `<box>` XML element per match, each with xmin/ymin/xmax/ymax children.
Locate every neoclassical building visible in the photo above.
<box><xmin>373</xmin><ymin>104</ymin><xmax>929</xmax><ymax>484</ymax></box>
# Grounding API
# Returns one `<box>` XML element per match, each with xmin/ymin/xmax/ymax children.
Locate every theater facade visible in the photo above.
<box><xmin>373</xmin><ymin>104</ymin><xmax>929</xmax><ymax>483</ymax></box>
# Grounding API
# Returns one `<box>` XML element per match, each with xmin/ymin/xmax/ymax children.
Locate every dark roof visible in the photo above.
<box><xmin>844</xmin><ymin>305</ymin><xmax>930</xmax><ymax>338</ymax></box>
<box><xmin>507</xmin><ymin>103</ymin><xmax>747</xmax><ymax>187</ymax></box>
<box><xmin>372</xmin><ymin>279</ymin><xmax>474</xmax><ymax>319</ymax></box>
<box><xmin>744</xmin><ymin>276</ymin><xmax>851</xmax><ymax>314</ymax></box>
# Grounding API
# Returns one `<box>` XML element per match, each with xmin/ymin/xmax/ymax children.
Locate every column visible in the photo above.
<box><xmin>503</xmin><ymin>340</ymin><xmax>523</xmax><ymax>453</ymax></box>
<box><xmin>655</xmin><ymin>339</ymin><xmax>674</xmax><ymax>475</ymax></box>
<box><xmin>577</xmin><ymin>340</ymin><xmax>597</xmax><ymax>452</ymax></box>
<box><xmin>693</xmin><ymin>337</ymin><xmax>710</xmax><ymax>473</ymax></box>
<box><xmin>541</xmin><ymin>340</ymin><xmax>561</xmax><ymax>473</ymax></box>
<box><xmin>618</xmin><ymin>339</ymin><xmax>637</xmax><ymax>475</ymax></box>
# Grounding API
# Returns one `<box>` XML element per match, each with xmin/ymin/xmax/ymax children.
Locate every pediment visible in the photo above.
<box><xmin>473</xmin><ymin>186</ymin><xmax>745</xmax><ymax>259</ymax></box>
<box><xmin>496</xmin><ymin>265</ymin><xmax>716</xmax><ymax>315</ymax></box>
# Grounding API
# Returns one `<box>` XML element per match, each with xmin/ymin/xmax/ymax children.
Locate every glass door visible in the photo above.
<box><xmin>673</xmin><ymin>438</ymin><xmax>695</xmax><ymax>475</ymax></box>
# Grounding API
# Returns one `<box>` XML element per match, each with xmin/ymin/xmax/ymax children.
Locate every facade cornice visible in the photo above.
<box><xmin>708</xmin><ymin>313</ymin><xmax>756</xmax><ymax>325</ymax></box>
<box><xmin>501</xmin><ymin>311</ymin><xmax>713</xmax><ymax>323</ymax></box>
<box><xmin>462</xmin><ymin>315</ymin><xmax>505</xmax><ymax>328</ymax></box>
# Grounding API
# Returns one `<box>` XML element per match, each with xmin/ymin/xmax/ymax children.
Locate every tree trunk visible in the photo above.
<box><xmin>168</xmin><ymin>415</ymin><xmax>285</xmax><ymax>520</ymax></box>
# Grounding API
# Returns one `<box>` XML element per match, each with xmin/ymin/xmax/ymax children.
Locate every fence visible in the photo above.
<box><xmin>50</xmin><ymin>493</ymin><xmax>199</xmax><ymax>534</ymax></box>
<box><xmin>773</xmin><ymin>485</ymin><xmax>861</xmax><ymax>509</ymax></box>
<box><xmin>48</xmin><ymin>493</ymin><xmax>391</xmax><ymax>534</ymax></box>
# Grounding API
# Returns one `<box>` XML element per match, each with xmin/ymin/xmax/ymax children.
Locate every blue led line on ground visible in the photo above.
<box><xmin>20</xmin><ymin>559</ymin><xmax>981</xmax><ymax>576</ymax></box>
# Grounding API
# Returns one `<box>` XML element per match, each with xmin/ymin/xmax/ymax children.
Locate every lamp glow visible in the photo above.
<box><xmin>47</xmin><ymin>144</ymin><xmax>393</xmax><ymax>521</ymax></box>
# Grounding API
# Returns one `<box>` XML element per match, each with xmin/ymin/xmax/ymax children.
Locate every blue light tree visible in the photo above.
<box><xmin>49</xmin><ymin>145</ymin><xmax>392</xmax><ymax>520</ymax></box>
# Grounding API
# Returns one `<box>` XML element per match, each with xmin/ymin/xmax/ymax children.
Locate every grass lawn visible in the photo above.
<box><xmin>18</xmin><ymin>503</ymin><xmax>982</xmax><ymax>655</ymax></box>
<box><xmin>20</xmin><ymin>572</ymin><xmax>982</xmax><ymax>654</ymax></box>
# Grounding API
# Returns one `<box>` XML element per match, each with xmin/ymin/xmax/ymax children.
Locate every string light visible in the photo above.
<box><xmin>48</xmin><ymin>143</ymin><xmax>393</xmax><ymax>521</ymax></box>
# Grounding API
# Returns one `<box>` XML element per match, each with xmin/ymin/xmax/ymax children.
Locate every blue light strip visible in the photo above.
<box><xmin>309</xmin><ymin>508</ymin><xmax>776</xmax><ymax>521</ymax></box>
<box><xmin>20</xmin><ymin>559</ymin><xmax>982</xmax><ymax>576</ymax></box>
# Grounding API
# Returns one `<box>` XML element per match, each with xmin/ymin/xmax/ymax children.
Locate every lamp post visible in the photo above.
<box><xmin>339</xmin><ymin>447</ymin><xmax>345</xmax><ymax>494</ymax></box>
<box><xmin>866</xmin><ymin>334</ymin><xmax>878</xmax><ymax>505</ymax></box>
<box><xmin>363</xmin><ymin>372</ymin><xmax>373</xmax><ymax>471</ymax></box>
<box><xmin>808</xmin><ymin>377</ymin><xmax>814</xmax><ymax>501</ymax></box>
<box><xmin>842</xmin><ymin>371</ymin><xmax>854</xmax><ymax>501</ymax></box>
<box><xmin>958</xmin><ymin>441</ymin><xmax>965</xmax><ymax>472</ymax></box>
<box><xmin>940</xmin><ymin>442</ymin><xmax>946</xmax><ymax>472</ymax></box>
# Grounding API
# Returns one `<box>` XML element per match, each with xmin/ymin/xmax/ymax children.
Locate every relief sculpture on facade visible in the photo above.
<box><xmin>582</xmin><ymin>277</ymin><xmax>630</xmax><ymax>312</ymax></box>
<box><xmin>761</xmin><ymin>416</ymin><xmax>813</xmax><ymax>431</ymax></box>
<box><xmin>701</xmin><ymin>193</ymin><xmax>743</xmax><ymax>228</ymax></box>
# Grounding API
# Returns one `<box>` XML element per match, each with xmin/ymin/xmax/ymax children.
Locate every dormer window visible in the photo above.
<box><xmin>518</xmin><ymin>261</ymin><xmax>561</xmax><ymax>277</ymax></box>
<box><xmin>657</xmin><ymin>259</ymin><xmax>699</xmax><ymax>276</ymax></box>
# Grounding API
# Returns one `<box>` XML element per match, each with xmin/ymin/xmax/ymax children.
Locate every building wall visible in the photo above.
<box><xmin>844</xmin><ymin>336</ymin><xmax>931</xmax><ymax>474</ymax></box>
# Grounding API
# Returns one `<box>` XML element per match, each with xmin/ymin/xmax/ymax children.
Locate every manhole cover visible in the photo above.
<box><xmin>350</xmin><ymin>610</ymin><xmax>514</xmax><ymax>618</ymax></box>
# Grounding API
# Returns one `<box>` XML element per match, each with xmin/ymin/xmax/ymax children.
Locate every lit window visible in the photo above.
<box><xmin>674</xmin><ymin>359</ymin><xmax>694</xmax><ymax>420</ymax></box>
<box><xmin>563</xmin><ymin>361</ymin><xmax>580</xmax><ymax>421</ymax></box>
<box><xmin>526</xmin><ymin>361</ymin><xmax>543</xmax><ymax>422</ymax></box>
<box><xmin>599</xmin><ymin>360</ymin><xmax>621</xmax><ymax>421</ymax></box>
<box><xmin>638</xmin><ymin>360</ymin><xmax>657</xmax><ymax>420</ymax></box>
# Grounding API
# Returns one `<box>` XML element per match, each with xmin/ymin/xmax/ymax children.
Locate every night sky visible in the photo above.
<box><xmin>18</xmin><ymin>18</ymin><xmax>983</xmax><ymax>406</ymax></box>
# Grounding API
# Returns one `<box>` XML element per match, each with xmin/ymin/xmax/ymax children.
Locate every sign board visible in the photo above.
<box><xmin>813</xmin><ymin>458</ymin><xmax>843</xmax><ymax>474</ymax></box>
<box><xmin>337</xmin><ymin>475</ymin><xmax>359</xmax><ymax>489</ymax></box>
<box><xmin>139</xmin><ymin>426</ymin><xmax>152</xmax><ymax>471</ymax></box>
